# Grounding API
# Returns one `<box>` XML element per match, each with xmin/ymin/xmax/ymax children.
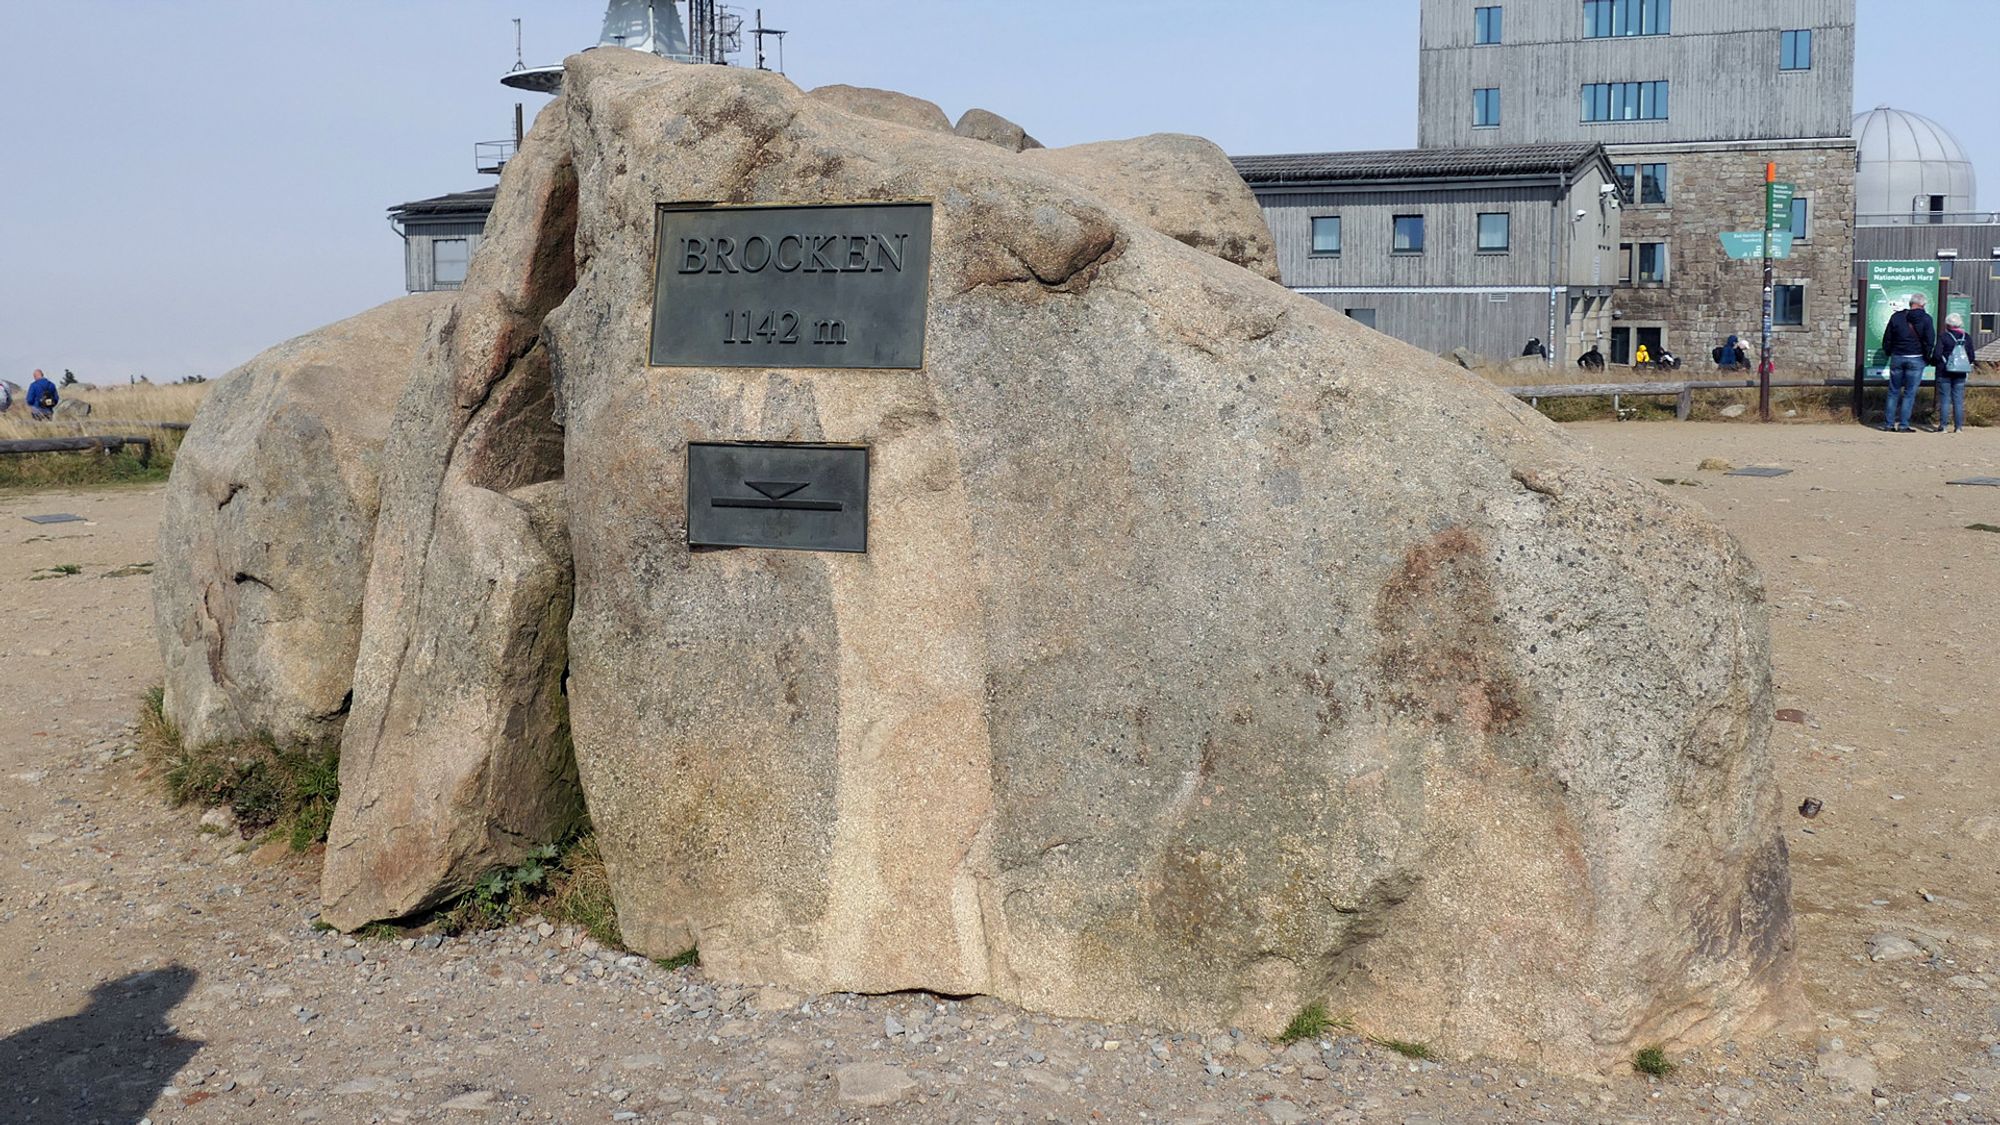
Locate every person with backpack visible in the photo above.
<box><xmin>1880</xmin><ymin>294</ymin><xmax>1935</xmax><ymax>433</ymax></box>
<box><xmin>25</xmin><ymin>369</ymin><xmax>58</xmax><ymax>421</ymax></box>
<box><xmin>1933</xmin><ymin>312</ymin><xmax>1977</xmax><ymax>433</ymax></box>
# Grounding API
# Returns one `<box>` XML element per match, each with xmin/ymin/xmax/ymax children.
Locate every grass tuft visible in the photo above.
<box><xmin>356</xmin><ymin>921</ymin><xmax>402</xmax><ymax>942</ymax></box>
<box><xmin>1277</xmin><ymin>1001</ymin><xmax>1350</xmax><ymax>1045</ymax></box>
<box><xmin>137</xmin><ymin>685</ymin><xmax>339</xmax><ymax>851</ymax></box>
<box><xmin>1374</xmin><ymin>1038</ymin><xmax>1437</xmax><ymax>1061</ymax></box>
<box><xmin>654</xmin><ymin>947</ymin><xmax>700</xmax><ymax>972</ymax></box>
<box><xmin>1632</xmin><ymin>1045</ymin><xmax>1676</xmax><ymax>1077</ymax></box>
<box><xmin>439</xmin><ymin>833</ymin><xmax>625</xmax><ymax>951</ymax></box>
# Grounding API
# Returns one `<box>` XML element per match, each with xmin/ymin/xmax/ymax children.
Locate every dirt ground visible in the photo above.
<box><xmin>1</xmin><ymin>421</ymin><xmax>1997</xmax><ymax>1124</ymax></box>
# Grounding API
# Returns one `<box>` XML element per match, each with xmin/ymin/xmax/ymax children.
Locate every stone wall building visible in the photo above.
<box><xmin>1418</xmin><ymin>0</ymin><xmax>1857</xmax><ymax>373</ymax></box>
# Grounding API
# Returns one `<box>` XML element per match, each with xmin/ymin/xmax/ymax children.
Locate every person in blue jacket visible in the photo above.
<box><xmin>1880</xmin><ymin>295</ymin><xmax>1935</xmax><ymax>433</ymax></box>
<box><xmin>25</xmin><ymin>369</ymin><xmax>58</xmax><ymax>421</ymax></box>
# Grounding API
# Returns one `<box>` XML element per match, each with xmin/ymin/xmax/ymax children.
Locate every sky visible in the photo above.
<box><xmin>1</xmin><ymin>1</ymin><xmax>1992</xmax><ymax>382</ymax></box>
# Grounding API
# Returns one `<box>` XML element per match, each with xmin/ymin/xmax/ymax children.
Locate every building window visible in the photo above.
<box><xmin>1774</xmin><ymin>285</ymin><xmax>1805</xmax><ymax>325</ymax></box>
<box><xmin>1476</xmin><ymin>6</ymin><xmax>1503</xmax><ymax>43</ymax></box>
<box><xmin>1345</xmin><ymin>308</ymin><xmax>1377</xmax><ymax>329</ymax></box>
<box><xmin>1477</xmin><ymin>212</ymin><xmax>1511</xmax><ymax>252</ymax></box>
<box><xmin>1616</xmin><ymin>162</ymin><xmax>1669</xmax><ymax>203</ymax></box>
<box><xmin>1639</xmin><ymin>163</ymin><xmax>1668</xmax><ymax>204</ymax></box>
<box><xmin>1473</xmin><ymin>87</ymin><xmax>1501</xmax><ymax>128</ymax></box>
<box><xmin>1618</xmin><ymin>241</ymin><xmax>1633</xmax><ymax>284</ymax></box>
<box><xmin>1780</xmin><ymin>29</ymin><xmax>1813</xmax><ymax>70</ymax></box>
<box><xmin>1584</xmin><ymin>0</ymin><xmax>1671</xmax><ymax>38</ymax></box>
<box><xmin>1623</xmin><ymin>241</ymin><xmax>1668</xmax><ymax>284</ymax></box>
<box><xmin>1310</xmin><ymin>216</ymin><xmax>1341</xmax><ymax>255</ymax></box>
<box><xmin>1980</xmin><ymin>314</ymin><xmax>1997</xmax><ymax>334</ymax></box>
<box><xmin>1789</xmin><ymin>196</ymin><xmax>1810</xmax><ymax>240</ymax></box>
<box><xmin>1610</xmin><ymin>326</ymin><xmax>1665</xmax><ymax>365</ymax></box>
<box><xmin>433</xmin><ymin>239</ymin><xmax>470</xmax><ymax>288</ymax></box>
<box><xmin>1393</xmin><ymin>215</ymin><xmax>1425</xmax><ymax>253</ymax></box>
<box><xmin>1581</xmin><ymin>81</ymin><xmax>1669</xmax><ymax>123</ymax></box>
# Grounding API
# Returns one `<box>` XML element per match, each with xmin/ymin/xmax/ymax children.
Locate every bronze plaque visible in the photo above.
<box><xmin>650</xmin><ymin>202</ymin><xmax>932</xmax><ymax>369</ymax></box>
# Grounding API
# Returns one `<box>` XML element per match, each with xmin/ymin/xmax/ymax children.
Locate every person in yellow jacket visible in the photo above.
<box><xmin>1634</xmin><ymin>342</ymin><xmax>1652</xmax><ymax>367</ymax></box>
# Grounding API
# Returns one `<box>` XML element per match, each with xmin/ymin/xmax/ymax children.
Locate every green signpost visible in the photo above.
<box><xmin>1765</xmin><ymin>182</ymin><xmax>1796</xmax><ymax>231</ymax></box>
<box><xmin>1720</xmin><ymin>231</ymin><xmax>1794</xmax><ymax>260</ymax></box>
<box><xmin>1863</xmin><ymin>260</ymin><xmax>1942</xmax><ymax>379</ymax></box>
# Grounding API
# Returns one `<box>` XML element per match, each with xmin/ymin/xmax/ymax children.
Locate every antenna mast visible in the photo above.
<box><xmin>751</xmin><ymin>8</ymin><xmax>787</xmax><ymax>72</ymax></box>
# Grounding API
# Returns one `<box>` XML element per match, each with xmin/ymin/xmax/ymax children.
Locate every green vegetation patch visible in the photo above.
<box><xmin>1277</xmin><ymin>1001</ymin><xmax>1350</xmax><ymax>1045</ymax></box>
<box><xmin>137</xmin><ymin>684</ymin><xmax>339</xmax><ymax>851</ymax></box>
<box><xmin>1374</xmin><ymin>1038</ymin><xmax>1437</xmax><ymax>1061</ymax></box>
<box><xmin>441</xmin><ymin>833</ymin><xmax>625</xmax><ymax>952</ymax></box>
<box><xmin>655</xmin><ymin>947</ymin><xmax>700</xmax><ymax>972</ymax></box>
<box><xmin>1632</xmin><ymin>1045</ymin><xmax>1676</xmax><ymax>1077</ymax></box>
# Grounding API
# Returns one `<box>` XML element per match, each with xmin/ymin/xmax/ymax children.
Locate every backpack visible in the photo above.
<box><xmin>1942</xmin><ymin>333</ymin><xmax>1972</xmax><ymax>374</ymax></box>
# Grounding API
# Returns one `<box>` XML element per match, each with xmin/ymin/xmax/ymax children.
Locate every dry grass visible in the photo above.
<box><xmin>0</xmin><ymin>382</ymin><xmax>210</xmax><ymax>491</ymax></box>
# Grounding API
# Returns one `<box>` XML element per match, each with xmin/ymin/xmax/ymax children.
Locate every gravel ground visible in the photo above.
<box><xmin>3</xmin><ymin>422</ymin><xmax>1999</xmax><ymax>1124</ymax></box>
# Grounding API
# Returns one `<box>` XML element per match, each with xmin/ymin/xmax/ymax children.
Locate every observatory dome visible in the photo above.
<box><xmin>1853</xmin><ymin>106</ymin><xmax>1977</xmax><ymax>219</ymax></box>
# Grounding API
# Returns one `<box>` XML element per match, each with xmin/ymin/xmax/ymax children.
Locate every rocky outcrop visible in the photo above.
<box><xmin>515</xmin><ymin>51</ymin><xmax>1796</xmax><ymax>1068</ymax></box>
<box><xmin>954</xmin><ymin>108</ymin><xmax>1042</xmax><ymax>152</ymax></box>
<box><xmin>153</xmin><ymin>292</ymin><xmax>451</xmax><ymax>748</ymax></box>
<box><xmin>1020</xmin><ymin>134</ymin><xmax>1280</xmax><ymax>280</ymax></box>
<box><xmin>806</xmin><ymin>84</ymin><xmax>952</xmax><ymax>134</ymax></box>
<box><xmin>317</xmin><ymin>100</ymin><xmax>582</xmax><ymax>929</ymax></box>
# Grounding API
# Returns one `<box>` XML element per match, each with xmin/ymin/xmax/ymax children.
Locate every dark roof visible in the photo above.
<box><xmin>388</xmin><ymin>186</ymin><xmax>499</xmax><ymax>219</ymax></box>
<box><xmin>1231</xmin><ymin>143</ymin><xmax>1607</xmax><ymax>185</ymax></box>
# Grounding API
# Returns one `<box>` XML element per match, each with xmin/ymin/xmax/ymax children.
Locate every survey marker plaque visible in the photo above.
<box><xmin>686</xmin><ymin>442</ymin><xmax>869</xmax><ymax>553</ymax></box>
<box><xmin>651</xmin><ymin>202</ymin><xmax>932</xmax><ymax>369</ymax></box>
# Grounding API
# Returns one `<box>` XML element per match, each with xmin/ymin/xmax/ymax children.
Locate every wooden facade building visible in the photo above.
<box><xmin>1234</xmin><ymin>143</ymin><xmax>1624</xmax><ymax>365</ymax></box>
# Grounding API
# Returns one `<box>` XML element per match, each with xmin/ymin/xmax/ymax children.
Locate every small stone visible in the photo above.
<box><xmin>331</xmin><ymin>1077</ymin><xmax>392</xmax><ymax>1096</ymax></box>
<box><xmin>1233</xmin><ymin>1040</ymin><xmax>1270</xmax><ymax>1067</ymax></box>
<box><xmin>1263</xmin><ymin>1098</ymin><xmax>1308</xmax><ymax>1125</ymax></box>
<box><xmin>199</xmin><ymin>806</ymin><xmax>238</xmax><ymax>833</ymax></box>
<box><xmin>1867</xmin><ymin>934</ymin><xmax>1923</xmax><ymax>962</ymax></box>
<box><xmin>834</xmin><ymin>1063</ymin><xmax>917</xmax><ymax>1107</ymax></box>
<box><xmin>1300</xmin><ymin>1063</ymin><xmax>1331</xmax><ymax>1081</ymax></box>
<box><xmin>1101</xmin><ymin>1039</ymin><xmax>1122</xmax><ymax>1051</ymax></box>
<box><xmin>55</xmin><ymin>879</ymin><xmax>97</xmax><ymax>896</ymax></box>
<box><xmin>1947</xmin><ymin>975</ymin><xmax>1991</xmax><ymax>991</ymax></box>
<box><xmin>439</xmin><ymin>1090</ymin><xmax>495</xmax><ymax>1111</ymax></box>
<box><xmin>884</xmin><ymin>1015</ymin><xmax>904</xmax><ymax>1037</ymax></box>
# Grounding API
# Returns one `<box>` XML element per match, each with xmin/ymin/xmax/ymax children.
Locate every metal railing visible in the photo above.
<box><xmin>475</xmin><ymin>140</ymin><xmax>518</xmax><ymax>175</ymax></box>
<box><xmin>1855</xmin><ymin>210</ymin><xmax>2000</xmax><ymax>227</ymax></box>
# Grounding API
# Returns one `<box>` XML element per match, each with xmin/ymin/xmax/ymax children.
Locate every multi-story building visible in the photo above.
<box><xmin>1418</xmin><ymin>0</ymin><xmax>1857</xmax><ymax>371</ymax></box>
<box><xmin>1234</xmin><ymin>144</ymin><xmax>1624</xmax><ymax>364</ymax></box>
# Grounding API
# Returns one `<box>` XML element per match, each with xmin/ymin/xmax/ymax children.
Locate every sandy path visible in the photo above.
<box><xmin>0</xmin><ymin>423</ymin><xmax>1997</xmax><ymax>1124</ymax></box>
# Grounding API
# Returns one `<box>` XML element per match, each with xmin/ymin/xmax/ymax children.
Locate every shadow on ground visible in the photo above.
<box><xmin>0</xmin><ymin>965</ymin><xmax>202</xmax><ymax>1124</ymax></box>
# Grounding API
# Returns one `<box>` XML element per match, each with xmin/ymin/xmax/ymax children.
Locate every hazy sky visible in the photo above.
<box><xmin>1</xmin><ymin>1</ymin><xmax>1992</xmax><ymax>382</ymax></box>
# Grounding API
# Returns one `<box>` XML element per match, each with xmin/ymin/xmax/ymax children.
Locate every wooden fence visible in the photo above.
<box><xmin>1504</xmin><ymin>378</ymin><xmax>2000</xmax><ymax>421</ymax></box>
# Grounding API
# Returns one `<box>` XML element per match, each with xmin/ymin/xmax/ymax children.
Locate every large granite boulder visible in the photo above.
<box><xmin>954</xmin><ymin>108</ymin><xmax>1042</xmax><ymax>152</ymax></box>
<box><xmin>806</xmin><ymin>84</ymin><xmax>952</xmax><ymax>134</ymax></box>
<box><xmin>318</xmin><ymin>102</ymin><xmax>582</xmax><ymax>929</ymax></box>
<box><xmin>512</xmin><ymin>52</ymin><xmax>1796</xmax><ymax>1067</ymax></box>
<box><xmin>153</xmin><ymin>292</ymin><xmax>451</xmax><ymax>748</ymax></box>
<box><xmin>1021</xmin><ymin>134</ymin><xmax>1280</xmax><ymax>280</ymax></box>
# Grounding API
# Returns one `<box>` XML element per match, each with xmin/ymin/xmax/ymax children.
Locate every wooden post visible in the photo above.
<box><xmin>1676</xmin><ymin>387</ymin><xmax>1693</xmax><ymax>420</ymax></box>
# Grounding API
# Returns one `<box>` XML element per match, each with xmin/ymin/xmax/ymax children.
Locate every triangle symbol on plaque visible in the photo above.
<box><xmin>746</xmin><ymin>480</ymin><xmax>809</xmax><ymax>500</ymax></box>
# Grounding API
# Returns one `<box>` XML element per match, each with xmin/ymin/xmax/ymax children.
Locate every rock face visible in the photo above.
<box><xmin>154</xmin><ymin>292</ymin><xmax>451</xmax><ymax>748</ymax></box>
<box><xmin>499</xmin><ymin>52</ymin><xmax>1797</xmax><ymax>1068</ymax></box>
<box><xmin>806</xmin><ymin>84</ymin><xmax>952</xmax><ymax>134</ymax></box>
<box><xmin>318</xmin><ymin>102</ymin><xmax>582</xmax><ymax>929</ymax></box>
<box><xmin>53</xmin><ymin>398</ymin><xmax>91</xmax><ymax>418</ymax></box>
<box><xmin>1020</xmin><ymin>134</ymin><xmax>1280</xmax><ymax>280</ymax></box>
<box><xmin>954</xmin><ymin>108</ymin><xmax>1042</xmax><ymax>152</ymax></box>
